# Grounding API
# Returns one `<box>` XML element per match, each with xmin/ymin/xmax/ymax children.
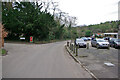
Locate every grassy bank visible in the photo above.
<box><xmin>2</xmin><ymin>49</ymin><xmax>7</xmax><ymax>56</ymax></box>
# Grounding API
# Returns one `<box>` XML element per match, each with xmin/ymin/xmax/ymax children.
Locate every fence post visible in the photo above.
<box><xmin>108</xmin><ymin>44</ymin><xmax>110</xmax><ymax>50</ymax></box>
<box><xmin>70</xmin><ymin>43</ymin><xmax>71</xmax><ymax>50</ymax></box>
<box><xmin>67</xmin><ymin>41</ymin><xmax>69</xmax><ymax>47</ymax></box>
<box><xmin>73</xmin><ymin>44</ymin><xmax>75</xmax><ymax>54</ymax></box>
<box><xmin>71</xmin><ymin>44</ymin><xmax>73</xmax><ymax>51</ymax></box>
<box><xmin>87</xmin><ymin>43</ymin><xmax>89</xmax><ymax>49</ymax></box>
<box><xmin>76</xmin><ymin>45</ymin><xmax>78</xmax><ymax>56</ymax></box>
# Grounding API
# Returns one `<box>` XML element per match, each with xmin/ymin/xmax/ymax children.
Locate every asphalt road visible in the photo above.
<box><xmin>2</xmin><ymin>41</ymin><xmax>92</xmax><ymax>78</ymax></box>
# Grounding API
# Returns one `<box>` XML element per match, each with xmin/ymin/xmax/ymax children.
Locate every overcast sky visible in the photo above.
<box><xmin>53</xmin><ymin>0</ymin><xmax>119</xmax><ymax>26</ymax></box>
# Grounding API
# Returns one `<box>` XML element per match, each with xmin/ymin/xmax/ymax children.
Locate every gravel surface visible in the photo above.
<box><xmin>77</xmin><ymin>41</ymin><xmax>118</xmax><ymax>78</ymax></box>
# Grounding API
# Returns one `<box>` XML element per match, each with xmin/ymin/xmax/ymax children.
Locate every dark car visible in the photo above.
<box><xmin>109</xmin><ymin>38</ymin><xmax>117</xmax><ymax>47</ymax></box>
<box><xmin>103</xmin><ymin>37</ymin><xmax>109</xmax><ymax>40</ymax></box>
<box><xmin>87</xmin><ymin>37</ymin><xmax>92</xmax><ymax>40</ymax></box>
<box><xmin>109</xmin><ymin>38</ymin><xmax>120</xmax><ymax>49</ymax></box>
<box><xmin>103</xmin><ymin>37</ymin><xmax>112</xmax><ymax>42</ymax></box>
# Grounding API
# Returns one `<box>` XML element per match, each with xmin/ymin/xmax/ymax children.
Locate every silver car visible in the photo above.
<box><xmin>91</xmin><ymin>38</ymin><xmax>110</xmax><ymax>49</ymax></box>
<box><xmin>75</xmin><ymin>38</ymin><xmax>86</xmax><ymax>48</ymax></box>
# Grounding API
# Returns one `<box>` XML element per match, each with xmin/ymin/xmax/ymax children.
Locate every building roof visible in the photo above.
<box><xmin>104</xmin><ymin>33</ymin><xmax>118</xmax><ymax>35</ymax></box>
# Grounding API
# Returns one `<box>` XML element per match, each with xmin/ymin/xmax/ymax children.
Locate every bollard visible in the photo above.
<box><xmin>87</xmin><ymin>43</ymin><xmax>89</xmax><ymax>49</ymax></box>
<box><xmin>71</xmin><ymin>44</ymin><xmax>73</xmax><ymax>51</ymax></box>
<box><xmin>70</xmin><ymin>43</ymin><xmax>72</xmax><ymax>50</ymax></box>
<box><xmin>68</xmin><ymin>42</ymin><xmax>70</xmax><ymax>48</ymax></box>
<box><xmin>76</xmin><ymin>45</ymin><xmax>78</xmax><ymax>56</ymax></box>
<box><xmin>67</xmin><ymin>41</ymin><xmax>69</xmax><ymax>47</ymax></box>
<box><xmin>73</xmin><ymin>44</ymin><xmax>75</xmax><ymax>54</ymax></box>
<box><xmin>108</xmin><ymin>44</ymin><xmax>110</xmax><ymax>50</ymax></box>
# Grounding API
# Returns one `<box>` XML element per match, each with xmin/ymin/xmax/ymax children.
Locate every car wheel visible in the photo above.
<box><xmin>113</xmin><ymin>44</ymin><xmax>115</xmax><ymax>48</ymax></box>
<box><xmin>91</xmin><ymin>43</ymin><xmax>94</xmax><ymax>47</ymax></box>
<box><xmin>114</xmin><ymin>44</ymin><xmax>117</xmax><ymax>49</ymax></box>
<box><xmin>107</xmin><ymin>46</ymin><xmax>110</xmax><ymax>49</ymax></box>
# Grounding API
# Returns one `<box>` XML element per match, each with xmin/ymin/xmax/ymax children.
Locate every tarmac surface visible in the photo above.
<box><xmin>2</xmin><ymin>41</ymin><xmax>92</xmax><ymax>78</ymax></box>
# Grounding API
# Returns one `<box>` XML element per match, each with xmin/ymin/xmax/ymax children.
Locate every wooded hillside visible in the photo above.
<box><xmin>76</xmin><ymin>20</ymin><xmax>120</xmax><ymax>37</ymax></box>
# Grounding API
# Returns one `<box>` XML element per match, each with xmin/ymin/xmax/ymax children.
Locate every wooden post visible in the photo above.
<box><xmin>67</xmin><ymin>41</ymin><xmax>69</xmax><ymax>47</ymax></box>
<box><xmin>73</xmin><ymin>44</ymin><xmax>75</xmax><ymax>53</ymax></box>
<box><xmin>71</xmin><ymin>44</ymin><xmax>73</xmax><ymax>51</ymax></box>
<box><xmin>108</xmin><ymin>44</ymin><xmax>110</xmax><ymax>50</ymax></box>
<box><xmin>87</xmin><ymin>43</ymin><xmax>89</xmax><ymax>49</ymax></box>
<box><xmin>70</xmin><ymin>43</ymin><xmax>72</xmax><ymax>50</ymax></box>
<box><xmin>76</xmin><ymin>45</ymin><xmax>78</xmax><ymax>56</ymax></box>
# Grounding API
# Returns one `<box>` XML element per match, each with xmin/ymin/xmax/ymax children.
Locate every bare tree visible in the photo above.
<box><xmin>38</xmin><ymin>0</ymin><xmax>77</xmax><ymax>27</ymax></box>
<box><xmin>68</xmin><ymin>16</ymin><xmax>77</xmax><ymax>27</ymax></box>
<box><xmin>51</xmin><ymin>1</ymin><xmax>58</xmax><ymax>16</ymax></box>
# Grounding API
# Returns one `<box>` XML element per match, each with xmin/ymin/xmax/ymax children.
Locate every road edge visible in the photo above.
<box><xmin>65</xmin><ymin>45</ymin><xmax>99</xmax><ymax>80</ymax></box>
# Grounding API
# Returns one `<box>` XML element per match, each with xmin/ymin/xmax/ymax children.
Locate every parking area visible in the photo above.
<box><xmin>76</xmin><ymin>41</ymin><xmax>118</xmax><ymax>78</ymax></box>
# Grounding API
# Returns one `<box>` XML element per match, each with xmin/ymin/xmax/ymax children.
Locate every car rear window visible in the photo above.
<box><xmin>76</xmin><ymin>39</ymin><xmax>84</xmax><ymax>42</ymax></box>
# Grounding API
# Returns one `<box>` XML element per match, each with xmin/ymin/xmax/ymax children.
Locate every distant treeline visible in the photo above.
<box><xmin>76</xmin><ymin>20</ymin><xmax>120</xmax><ymax>37</ymax></box>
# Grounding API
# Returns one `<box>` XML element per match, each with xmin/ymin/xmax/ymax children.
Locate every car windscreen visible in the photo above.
<box><xmin>115</xmin><ymin>39</ymin><xmax>120</xmax><ymax>42</ymax></box>
<box><xmin>82</xmin><ymin>37</ymin><xmax>87</xmax><ymax>39</ymax></box>
<box><xmin>97</xmin><ymin>39</ymin><xmax>105</xmax><ymax>42</ymax></box>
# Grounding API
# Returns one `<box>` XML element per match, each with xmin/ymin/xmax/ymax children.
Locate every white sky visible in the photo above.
<box><xmin>4</xmin><ymin>0</ymin><xmax>119</xmax><ymax>25</ymax></box>
<box><xmin>53</xmin><ymin>0</ymin><xmax>120</xmax><ymax>26</ymax></box>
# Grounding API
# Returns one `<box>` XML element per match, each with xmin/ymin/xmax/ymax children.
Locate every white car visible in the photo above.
<box><xmin>75</xmin><ymin>38</ymin><xmax>86</xmax><ymax>48</ymax></box>
<box><xmin>91</xmin><ymin>38</ymin><xmax>110</xmax><ymax>49</ymax></box>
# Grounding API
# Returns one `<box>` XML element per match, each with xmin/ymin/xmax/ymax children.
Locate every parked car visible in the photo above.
<box><xmin>103</xmin><ymin>37</ymin><xmax>112</xmax><ymax>42</ymax></box>
<box><xmin>91</xmin><ymin>37</ymin><xmax>95</xmax><ymax>40</ymax></box>
<box><xmin>91</xmin><ymin>38</ymin><xmax>110</xmax><ymax>49</ymax></box>
<box><xmin>87</xmin><ymin>37</ymin><xmax>92</xmax><ymax>40</ymax></box>
<box><xmin>75</xmin><ymin>38</ymin><xmax>86</xmax><ymax>48</ymax></box>
<box><xmin>109</xmin><ymin>38</ymin><xmax>117</xmax><ymax>47</ymax></box>
<box><xmin>103</xmin><ymin>37</ymin><xmax>109</xmax><ymax>40</ymax></box>
<box><xmin>81</xmin><ymin>37</ymin><xmax>88</xmax><ymax>41</ymax></box>
<box><xmin>114</xmin><ymin>39</ymin><xmax>120</xmax><ymax>48</ymax></box>
<box><xmin>109</xmin><ymin>38</ymin><xmax>120</xmax><ymax>48</ymax></box>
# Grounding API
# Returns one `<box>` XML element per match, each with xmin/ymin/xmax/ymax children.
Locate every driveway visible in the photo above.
<box><xmin>2</xmin><ymin>41</ymin><xmax>92</xmax><ymax>78</ymax></box>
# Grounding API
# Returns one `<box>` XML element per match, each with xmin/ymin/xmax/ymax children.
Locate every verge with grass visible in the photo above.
<box><xmin>2</xmin><ymin>49</ymin><xmax>7</xmax><ymax>56</ymax></box>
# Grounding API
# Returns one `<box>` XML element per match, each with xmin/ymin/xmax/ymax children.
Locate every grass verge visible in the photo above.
<box><xmin>1</xmin><ymin>49</ymin><xmax>7</xmax><ymax>56</ymax></box>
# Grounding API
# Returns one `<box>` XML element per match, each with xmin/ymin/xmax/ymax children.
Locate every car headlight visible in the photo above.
<box><xmin>98</xmin><ymin>43</ymin><xmax>102</xmax><ymax>45</ymax></box>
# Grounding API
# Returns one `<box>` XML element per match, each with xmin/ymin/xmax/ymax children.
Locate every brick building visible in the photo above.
<box><xmin>0</xmin><ymin>23</ymin><xmax>2</xmax><ymax>48</ymax></box>
<box><xmin>0</xmin><ymin>23</ymin><xmax>8</xmax><ymax>48</ymax></box>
